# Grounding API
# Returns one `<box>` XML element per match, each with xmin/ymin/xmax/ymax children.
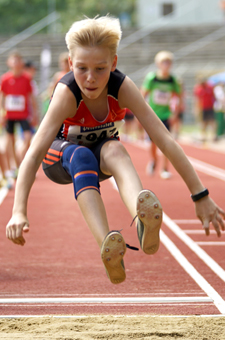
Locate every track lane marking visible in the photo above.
<box><xmin>187</xmin><ymin>156</ymin><xmax>225</xmax><ymax>181</ymax></box>
<box><xmin>1</xmin><ymin>314</ymin><xmax>223</xmax><ymax>319</ymax></box>
<box><xmin>0</xmin><ymin>296</ymin><xmax>212</xmax><ymax>304</ymax></box>
<box><xmin>196</xmin><ymin>242</ymin><xmax>225</xmax><ymax>246</ymax></box>
<box><xmin>128</xmin><ymin>139</ymin><xmax>225</xmax><ymax>181</ymax></box>
<box><xmin>163</xmin><ymin>214</ymin><xmax>225</xmax><ymax>283</ymax></box>
<box><xmin>109</xmin><ymin>177</ymin><xmax>225</xmax><ymax>314</ymax></box>
<box><xmin>160</xmin><ymin>229</ymin><xmax>225</xmax><ymax>314</ymax></box>
<box><xmin>0</xmin><ymin>186</ymin><xmax>8</xmax><ymax>205</ymax></box>
<box><xmin>184</xmin><ymin>229</ymin><xmax>219</xmax><ymax>234</ymax></box>
<box><xmin>173</xmin><ymin>219</ymin><xmax>201</xmax><ymax>224</ymax></box>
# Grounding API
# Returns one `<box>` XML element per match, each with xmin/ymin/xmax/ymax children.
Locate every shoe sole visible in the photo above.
<box><xmin>101</xmin><ymin>231</ymin><xmax>126</xmax><ymax>284</ymax></box>
<box><xmin>137</xmin><ymin>190</ymin><xmax>162</xmax><ymax>255</ymax></box>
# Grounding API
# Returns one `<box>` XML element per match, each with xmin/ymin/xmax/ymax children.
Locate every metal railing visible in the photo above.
<box><xmin>0</xmin><ymin>11</ymin><xmax>60</xmax><ymax>55</ymax></box>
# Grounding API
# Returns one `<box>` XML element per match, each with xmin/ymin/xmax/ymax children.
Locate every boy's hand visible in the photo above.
<box><xmin>195</xmin><ymin>196</ymin><xmax>225</xmax><ymax>237</ymax></box>
<box><xmin>6</xmin><ymin>214</ymin><xmax>29</xmax><ymax>246</ymax></box>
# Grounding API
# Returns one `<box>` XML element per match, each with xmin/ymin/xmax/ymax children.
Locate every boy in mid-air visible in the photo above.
<box><xmin>6</xmin><ymin>16</ymin><xmax>225</xmax><ymax>284</ymax></box>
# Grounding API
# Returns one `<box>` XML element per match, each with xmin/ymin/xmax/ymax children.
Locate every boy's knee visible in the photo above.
<box><xmin>69</xmin><ymin>147</ymin><xmax>100</xmax><ymax>199</ymax></box>
<box><xmin>71</xmin><ymin>147</ymin><xmax>98</xmax><ymax>169</ymax></box>
<box><xmin>103</xmin><ymin>141</ymin><xmax>129</xmax><ymax>162</ymax></box>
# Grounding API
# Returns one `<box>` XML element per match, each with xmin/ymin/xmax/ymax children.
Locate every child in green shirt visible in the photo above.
<box><xmin>141</xmin><ymin>50</ymin><xmax>181</xmax><ymax>179</ymax></box>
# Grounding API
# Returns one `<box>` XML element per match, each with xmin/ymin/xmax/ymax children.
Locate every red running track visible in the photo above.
<box><xmin>0</xmin><ymin>139</ymin><xmax>224</xmax><ymax>316</ymax></box>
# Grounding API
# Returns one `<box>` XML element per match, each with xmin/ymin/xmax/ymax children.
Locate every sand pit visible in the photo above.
<box><xmin>0</xmin><ymin>315</ymin><xmax>225</xmax><ymax>339</ymax></box>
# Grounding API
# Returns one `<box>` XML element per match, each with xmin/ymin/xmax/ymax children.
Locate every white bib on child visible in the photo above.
<box><xmin>5</xmin><ymin>95</ymin><xmax>25</xmax><ymax>111</ymax></box>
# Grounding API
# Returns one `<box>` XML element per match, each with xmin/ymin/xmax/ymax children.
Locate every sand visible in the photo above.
<box><xmin>0</xmin><ymin>315</ymin><xmax>225</xmax><ymax>339</ymax></box>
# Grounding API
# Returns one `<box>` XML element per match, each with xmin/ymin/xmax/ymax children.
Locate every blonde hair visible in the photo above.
<box><xmin>65</xmin><ymin>16</ymin><xmax>122</xmax><ymax>57</ymax></box>
<box><xmin>154</xmin><ymin>50</ymin><xmax>174</xmax><ymax>64</ymax></box>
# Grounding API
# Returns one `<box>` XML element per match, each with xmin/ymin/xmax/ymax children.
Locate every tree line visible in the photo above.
<box><xmin>0</xmin><ymin>0</ymin><xmax>136</xmax><ymax>35</ymax></box>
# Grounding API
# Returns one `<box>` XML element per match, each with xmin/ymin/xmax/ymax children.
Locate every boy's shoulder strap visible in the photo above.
<box><xmin>59</xmin><ymin>71</ymin><xmax>82</xmax><ymax>105</ymax></box>
<box><xmin>108</xmin><ymin>69</ymin><xmax>126</xmax><ymax>99</ymax></box>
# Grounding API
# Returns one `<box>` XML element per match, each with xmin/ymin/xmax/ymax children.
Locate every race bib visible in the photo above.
<box><xmin>153</xmin><ymin>90</ymin><xmax>171</xmax><ymax>106</ymax></box>
<box><xmin>5</xmin><ymin>95</ymin><xmax>25</xmax><ymax>111</ymax></box>
<box><xmin>67</xmin><ymin>120</ymin><xmax>124</xmax><ymax>146</ymax></box>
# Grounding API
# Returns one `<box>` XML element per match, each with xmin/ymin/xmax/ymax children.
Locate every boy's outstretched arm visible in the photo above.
<box><xmin>6</xmin><ymin>84</ymin><xmax>77</xmax><ymax>245</ymax></box>
<box><xmin>119</xmin><ymin>77</ymin><xmax>225</xmax><ymax>236</ymax></box>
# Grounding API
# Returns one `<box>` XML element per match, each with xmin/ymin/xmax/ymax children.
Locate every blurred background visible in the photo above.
<box><xmin>0</xmin><ymin>0</ymin><xmax>225</xmax><ymax>130</ymax></box>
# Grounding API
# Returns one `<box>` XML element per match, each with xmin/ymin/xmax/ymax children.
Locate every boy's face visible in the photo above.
<box><xmin>69</xmin><ymin>46</ymin><xmax>117</xmax><ymax>100</ymax></box>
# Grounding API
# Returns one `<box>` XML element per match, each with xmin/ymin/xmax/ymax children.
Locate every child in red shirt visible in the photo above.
<box><xmin>0</xmin><ymin>51</ymin><xmax>37</xmax><ymax>172</ymax></box>
<box><xmin>194</xmin><ymin>78</ymin><xmax>216</xmax><ymax>141</ymax></box>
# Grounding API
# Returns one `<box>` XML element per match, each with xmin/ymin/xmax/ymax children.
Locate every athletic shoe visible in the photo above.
<box><xmin>136</xmin><ymin>190</ymin><xmax>162</xmax><ymax>255</ymax></box>
<box><xmin>160</xmin><ymin>170</ymin><xmax>172</xmax><ymax>179</ymax></box>
<box><xmin>146</xmin><ymin>161</ymin><xmax>156</xmax><ymax>175</ymax></box>
<box><xmin>101</xmin><ymin>231</ymin><xmax>126</xmax><ymax>284</ymax></box>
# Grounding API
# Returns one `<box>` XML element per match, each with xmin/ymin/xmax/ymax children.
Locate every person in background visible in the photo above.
<box><xmin>121</xmin><ymin>108</ymin><xmax>136</xmax><ymax>141</ymax></box>
<box><xmin>219</xmin><ymin>0</ymin><xmax>225</xmax><ymax>21</ymax></box>
<box><xmin>140</xmin><ymin>50</ymin><xmax>181</xmax><ymax>179</ymax></box>
<box><xmin>24</xmin><ymin>60</ymin><xmax>39</xmax><ymax>132</ymax></box>
<box><xmin>193</xmin><ymin>77</ymin><xmax>217</xmax><ymax>142</ymax></box>
<box><xmin>0</xmin><ymin>149</ymin><xmax>14</xmax><ymax>189</ymax></box>
<box><xmin>42</xmin><ymin>52</ymin><xmax>70</xmax><ymax>117</ymax></box>
<box><xmin>213</xmin><ymin>82</ymin><xmax>225</xmax><ymax>137</ymax></box>
<box><xmin>49</xmin><ymin>52</ymin><xmax>70</xmax><ymax>95</ymax></box>
<box><xmin>0</xmin><ymin>51</ymin><xmax>38</xmax><ymax>176</ymax></box>
<box><xmin>170</xmin><ymin>78</ymin><xmax>185</xmax><ymax>140</ymax></box>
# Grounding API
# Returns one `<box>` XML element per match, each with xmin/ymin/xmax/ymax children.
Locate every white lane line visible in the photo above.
<box><xmin>0</xmin><ymin>292</ymin><xmax>205</xmax><ymax>296</ymax></box>
<box><xmin>173</xmin><ymin>219</ymin><xmax>201</xmax><ymax>224</ymax></box>
<box><xmin>0</xmin><ymin>314</ymin><xmax>223</xmax><ymax>319</ymax></box>
<box><xmin>0</xmin><ymin>303</ymin><xmax>211</xmax><ymax>307</ymax></box>
<box><xmin>187</xmin><ymin>157</ymin><xmax>225</xmax><ymax>181</ymax></box>
<box><xmin>184</xmin><ymin>230</ymin><xmax>218</xmax><ymax>234</ymax></box>
<box><xmin>0</xmin><ymin>297</ymin><xmax>212</xmax><ymax>304</ymax></box>
<box><xmin>128</xmin><ymin>138</ymin><xmax>225</xmax><ymax>181</ymax></box>
<box><xmin>196</xmin><ymin>242</ymin><xmax>225</xmax><ymax>246</ymax></box>
<box><xmin>109</xmin><ymin>176</ymin><xmax>118</xmax><ymax>190</ymax></box>
<box><xmin>163</xmin><ymin>214</ymin><xmax>225</xmax><ymax>283</ymax></box>
<box><xmin>160</xmin><ymin>229</ymin><xmax>225</xmax><ymax>314</ymax></box>
<box><xmin>0</xmin><ymin>186</ymin><xmax>8</xmax><ymax>205</ymax></box>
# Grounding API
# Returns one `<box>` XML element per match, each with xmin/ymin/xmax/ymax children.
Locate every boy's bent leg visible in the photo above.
<box><xmin>100</xmin><ymin>140</ymin><xmax>163</xmax><ymax>255</ymax></box>
<box><xmin>100</xmin><ymin>140</ymin><xmax>143</xmax><ymax>218</ymax></box>
<box><xmin>79</xmin><ymin>190</ymin><xmax>127</xmax><ymax>284</ymax></box>
<box><xmin>62</xmin><ymin>145</ymin><xmax>109</xmax><ymax>247</ymax></box>
<box><xmin>77</xmin><ymin>189</ymin><xmax>110</xmax><ymax>248</ymax></box>
<box><xmin>64</xmin><ymin>144</ymin><xmax>127</xmax><ymax>282</ymax></box>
